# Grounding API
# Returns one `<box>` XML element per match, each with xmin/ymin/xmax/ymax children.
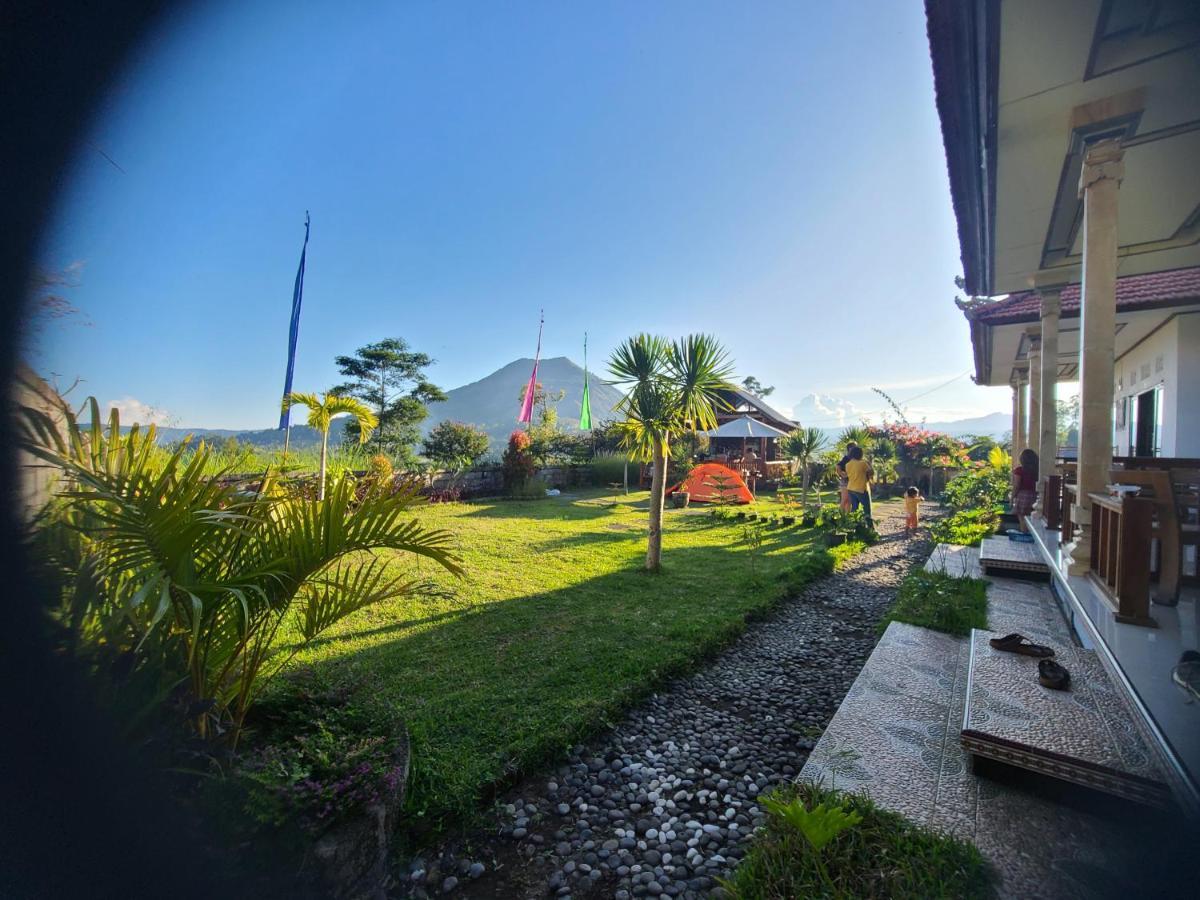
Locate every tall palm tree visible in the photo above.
<box><xmin>782</xmin><ymin>426</ymin><xmax>828</xmax><ymax>508</ymax></box>
<box><xmin>285</xmin><ymin>391</ymin><xmax>379</xmax><ymax>499</ymax></box>
<box><xmin>609</xmin><ymin>334</ymin><xmax>735</xmax><ymax>572</ymax></box>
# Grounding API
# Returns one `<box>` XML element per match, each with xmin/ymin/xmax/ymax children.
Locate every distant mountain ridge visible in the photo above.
<box><xmin>420</xmin><ymin>356</ymin><xmax>625</xmax><ymax>449</ymax></box>
<box><xmin>122</xmin><ymin>361</ymin><xmax>1007</xmax><ymax>451</ymax></box>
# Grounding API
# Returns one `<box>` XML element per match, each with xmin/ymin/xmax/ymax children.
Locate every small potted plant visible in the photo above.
<box><xmin>671</xmin><ymin>491</ymin><xmax>690</xmax><ymax>509</ymax></box>
<box><xmin>781</xmin><ymin>515</ymin><xmax>796</xmax><ymax>527</ymax></box>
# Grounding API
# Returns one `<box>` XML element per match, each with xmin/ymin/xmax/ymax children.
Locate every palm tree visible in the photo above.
<box><xmin>609</xmin><ymin>334</ymin><xmax>735</xmax><ymax>572</ymax></box>
<box><xmin>20</xmin><ymin>398</ymin><xmax>460</xmax><ymax>746</ymax></box>
<box><xmin>838</xmin><ymin>425</ymin><xmax>873</xmax><ymax>454</ymax></box>
<box><xmin>782</xmin><ymin>426</ymin><xmax>828</xmax><ymax>508</ymax></box>
<box><xmin>285</xmin><ymin>391</ymin><xmax>379</xmax><ymax>499</ymax></box>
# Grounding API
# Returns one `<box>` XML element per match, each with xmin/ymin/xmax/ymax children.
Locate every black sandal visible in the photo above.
<box><xmin>1038</xmin><ymin>659</ymin><xmax>1070</xmax><ymax>691</ymax></box>
<box><xmin>988</xmin><ymin>633</ymin><xmax>1055</xmax><ymax>658</ymax></box>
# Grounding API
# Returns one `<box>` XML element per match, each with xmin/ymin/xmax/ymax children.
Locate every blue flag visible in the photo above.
<box><xmin>278</xmin><ymin>212</ymin><xmax>310</xmax><ymax>429</ymax></box>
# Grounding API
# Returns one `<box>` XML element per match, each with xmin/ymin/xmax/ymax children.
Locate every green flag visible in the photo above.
<box><xmin>580</xmin><ymin>333</ymin><xmax>592</xmax><ymax>430</ymax></box>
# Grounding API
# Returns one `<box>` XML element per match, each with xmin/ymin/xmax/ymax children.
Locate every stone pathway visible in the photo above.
<box><xmin>398</xmin><ymin>501</ymin><xmax>930</xmax><ymax>898</ymax></box>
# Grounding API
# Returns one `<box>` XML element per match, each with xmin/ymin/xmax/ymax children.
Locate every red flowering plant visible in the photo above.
<box><xmin>501</xmin><ymin>429</ymin><xmax>536</xmax><ymax>494</ymax></box>
<box><xmin>869</xmin><ymin>423</ymin><xmax>971</xmax><ymax>472</ymax></box>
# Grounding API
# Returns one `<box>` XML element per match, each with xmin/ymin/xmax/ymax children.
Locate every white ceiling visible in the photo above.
<box><xmin>992</xmin><ymin>0</ymin><xmax>1200</xmax><ymax>294</ymax></box>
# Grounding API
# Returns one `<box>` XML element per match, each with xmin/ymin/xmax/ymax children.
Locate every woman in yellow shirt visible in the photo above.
<box><xmin>844</xmin><ymin>445</ymin><xmax>873</xmax><ymax>525</ymax></box>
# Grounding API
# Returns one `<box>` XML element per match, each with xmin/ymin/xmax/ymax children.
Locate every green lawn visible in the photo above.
<box><xmin>268</xmin><ymin>488</ymin><xmax>868</xmax><ymax>835</ymax></box>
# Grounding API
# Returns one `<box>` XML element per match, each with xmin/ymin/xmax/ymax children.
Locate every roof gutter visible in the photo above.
<box><xmin>925</xmin><ymin>0</ymin><xmax>999</xmax><ymax>296</ymax></box>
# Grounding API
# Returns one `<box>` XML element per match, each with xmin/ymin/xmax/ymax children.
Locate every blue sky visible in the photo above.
<box><xmin>37</xmin><ymin>0</ymin><xmax>1013</xmax><ymax>430</ymax></box>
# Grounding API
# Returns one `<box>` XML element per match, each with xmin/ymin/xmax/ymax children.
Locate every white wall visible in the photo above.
<box><xmin>1112</xmin><ymin>312</ymin><xmax>1200</xmax><ymax>457</ymax></box>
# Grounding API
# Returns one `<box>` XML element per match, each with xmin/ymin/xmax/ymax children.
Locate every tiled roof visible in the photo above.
<box><xmin>966</xmin><ymin>267</ymin><xmax>1200</xmax><ymax>325</ymax></box>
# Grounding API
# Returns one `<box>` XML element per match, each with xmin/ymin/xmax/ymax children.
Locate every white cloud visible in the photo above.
<box><xmin>792</xmin><ymin>393</ymin><xmax>861</xmax><ymax>427</ymax></box>
<box><xmin>107</xmin><ymin>396</ymin><xmax>173</xmax><ymax>426</ymax></box>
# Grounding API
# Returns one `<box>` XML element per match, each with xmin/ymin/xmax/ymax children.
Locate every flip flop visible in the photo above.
<box><xmin>1038</xmin><ymin>659</ymin><xmax>1070</xmax><ymax>691</ymax></box>
<box><xmin>988</xmin><ymin>633</ymin><xmax>1055</xmax><ymax>658</ymax></box>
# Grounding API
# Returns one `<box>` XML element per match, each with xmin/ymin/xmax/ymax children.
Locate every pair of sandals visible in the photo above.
<box><xmin>988</xmin><ymin>633</ymin><xmax>1070</xmax><ymax>691</ymax></box>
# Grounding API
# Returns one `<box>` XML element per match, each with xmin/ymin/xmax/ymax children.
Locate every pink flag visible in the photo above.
<box><xmin>518</xmin><ymin>311</ymin><xmax>544</xmax><ymax>424</ymax></box>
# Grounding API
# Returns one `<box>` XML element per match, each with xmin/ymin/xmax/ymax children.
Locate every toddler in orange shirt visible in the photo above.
<box><xmin>904</xmin><ymin>486</ymin><xmax>923</xmax><ymax>536</ymax></box>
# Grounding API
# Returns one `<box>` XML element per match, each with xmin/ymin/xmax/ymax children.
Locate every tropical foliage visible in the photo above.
<box><xmin>608</xmin><ymin>333</ymin><xmax>736</xmax><ymax>571</ymax></box>
<box><xmin>332</xmin><ymin>337</ymin><xmax>447</xmax><ymax>461</ymax></box>
<box><xmin>422</xmin><ymin>420</ymin><xmax>490</xmax><ymax>472</ymax></box>
<box><xmin>20</xmin><ymin>398</ymin><xmax>461</xmax><ymax>747</ymax></box>
<box><xmin>781</xmin><ymin>426</ymin><xmax>828</xmax><ymax>507</ymax></box>
<box><xmin>285</xmin><ymin>391</ymin><xmax>378</xmax><ymax>500</ymax></box>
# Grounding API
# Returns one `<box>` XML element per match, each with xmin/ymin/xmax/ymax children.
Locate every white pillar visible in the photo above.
<box><xmin>1011</xmin><ymin>382</ymin><xmax>1021</xmax><ymax>451</ymax></box>
<box><xmin>1014</xmin><ymin>372</ymin><xmax>1027</xmax><ymax>454</ymax></box>
<box><xmin>1028</xmin><ymin>338</ymin><xmax>1042</xmax><ymax>456</ymax></box>
<box><xmin>1038</xmin><ymin>290</ymin><xmax>1062</xmax><ymax>470</ymax></box>
<box><xmin>1066</xmin><ymin>139</ymin><xmax>1123</xmax><ymax>575</ymax></box>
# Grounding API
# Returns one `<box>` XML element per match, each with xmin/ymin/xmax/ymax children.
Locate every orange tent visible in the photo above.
<box><xmin>667</xmin><ymin>462</ymin><xmax>753</xmax><ymax>504</ymax></box>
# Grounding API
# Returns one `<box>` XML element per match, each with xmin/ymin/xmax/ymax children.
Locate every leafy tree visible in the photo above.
<box><xmin>741</xmin><ymin>375</ymin><xmax>775</xmax><ymax>397</ymax></box>
<box><xmin>609</xmin><ymin>334</ymin><xmax>735</xmax><ymax>572</ymax></box>
<box><xmin>285</xmin><ymin>391</ymin><xmax>378</xmax><ymax>500</ymax></box>
<box><xmin>333</xmin><ymin>338</ymin><xmax>447</xmax><ymax>461</ymax></box>
<box><xmin>20</xmin><ymin>398</ymin><xmax>460</xmax><ymax>747</ymax></box>
<box><xmin>1057</xmin><ymin>395</ymin><xmax>1080</xmax><ymax>448</ymax></box>
<box><xmin>782</xmin><ymin>426</ymin><xmax>829</xmax><ymax>507</ymax></box>
<box><xmin>422</xmin><ymin>421</ymin><xmax>490</xmax><ymax>472</ymax></box>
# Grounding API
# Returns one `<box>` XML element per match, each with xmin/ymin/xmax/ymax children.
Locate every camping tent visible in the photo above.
<box><xmin>667</xmin><ymin>463</ymin><xmax>753</xmax><ymax>504</ymax></box>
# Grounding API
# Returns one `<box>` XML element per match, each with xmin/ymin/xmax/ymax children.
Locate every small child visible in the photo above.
<box><xmin>904</xmin><ymin>485</ymin><xmax>923</xmax><ymax>536</ymax></box>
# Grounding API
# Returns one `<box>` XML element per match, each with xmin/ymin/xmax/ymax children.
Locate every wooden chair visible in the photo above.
<box><xmin>1107</xmin><ymin>469</ymin><xmax>1182</xmax><ymax>604</ymax></box>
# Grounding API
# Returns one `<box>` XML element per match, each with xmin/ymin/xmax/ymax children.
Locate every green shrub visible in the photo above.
<box><xmin>879</xmin><ymin>568</ymin><xmax>989</xmax><ymax>637</ymax></box>
<box><xmin>510</xmin><ymin>475</ymin><xmax>550</xmax><ymax>500</ymax></box>
<box><xmin>930</xmin><ymin>507</ymin><xmax>999</xmax><ymax>547</ymax></box>
<box><xmin>239</xmin><ymin>669</ymin><xmax>405</xmax><ymax>836</ymax></box>
<box><xmin>590</xmin><ymin>450</ymin><xmax>635</xmax><ymax>487</ymax></box>
<box><xmin>723</xmin><ymin>782</ymin><xmax>994</xmax><ymax>899</ymax></box>
<box><xmin>942</xmin><ymin>465</ymin><xmax>1009</xmax><ymax>512</ymax></box>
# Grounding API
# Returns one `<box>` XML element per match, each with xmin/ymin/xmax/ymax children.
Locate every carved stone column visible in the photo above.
<box><xmin>1027</xmin><ymin>338</ymin><xmax>1042</xmax><ymax>456</ymax></box>
<box><xmin>1011</xmin><ymin>382</ymin><xmax>1021</xmax><ymax>451</ymax></box>
<box><xmin>1066</xmin><ymin>139</ymin><xmax>1124</xmax><ymax>575</ymax></box>
<box><xmin>1013</xmin><ymin>372</ymin><xmax>1027</xmax><ymax>454</ymax></box>
<box><xmin>1038</xmin><ymin>289</ymin><xmax>1062</xmax><ymax>469</ymax></box>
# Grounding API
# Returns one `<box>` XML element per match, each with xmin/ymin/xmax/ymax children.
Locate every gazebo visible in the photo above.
<box><xmin>701</xmin><ymin>415</ymin><xmax>791</xmax><ymax>479</ymax></box>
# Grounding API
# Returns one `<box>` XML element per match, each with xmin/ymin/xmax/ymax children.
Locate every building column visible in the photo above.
<box><xmin>1011</xmin><ymin>382</ymin><xmax>1021</xmax><ymax>450</ymax></box>
<box><xmin>1037</xmin><ymin>289</ymin><xmax>1062</xmax><ymax>471</ymax></box>
<box><xmin>1013</xmin><ymin>372</ymin><xmax>1027</xmax><ymax>453</ymax></box>
<box><xmin>1066</xmin><ymin>139</ymin><xmax>1124</xmax><ymax>575</ymax></box>
<box><xmin>1027</xmin><ymin>338</ymin><xmax>1042</xmax><ymax>455</ymax></box>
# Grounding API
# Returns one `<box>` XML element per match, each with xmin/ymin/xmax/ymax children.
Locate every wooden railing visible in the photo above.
<box><xmin>1088</xmin><ymin>492</ymin><xmax>1157</xmax><ymax>627</ymax></box>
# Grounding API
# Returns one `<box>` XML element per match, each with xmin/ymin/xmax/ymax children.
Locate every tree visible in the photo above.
<box><xmin>422</xmin><ymin>421</ymin><xmax>490</xmax><ymax>472</ymax></box>
<box><xmin>520</xmin><ymin>381</ymin><xmax>574</xmax><ymax>465</ymax></box>
<box><xmin>333</xmin><ymin>338</ymin><xmax>447</xmax><ymax>461</ymax></box>
<box><xmin>837</xmin><ymin>425</ymin><xmax>874</xmax><ymax>454</ymax></box>
<box><xmin>782</xmin><ymin>427</ymin><xmax>829</xmax><ymax>508</ymax></box>
<box><xmin>609</xmin><ymin>334</ymin><xmax>735</xmax><ymax>572</ymax></box>
<box><xmin>1057</xmin><ymin>395</ymin><xmax>1080</xmax><ymax>448</ymax></box>
<box><xmin>285</xmin><ymin>391</ymin><xmax>378</xmax><ymax>500</ymax></box>
<box><xmin>741</xmin><ymin>375</ymin><xmax>775</xmax><ymax>397</ymax></box>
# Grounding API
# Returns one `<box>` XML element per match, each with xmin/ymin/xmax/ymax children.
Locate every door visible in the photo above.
<box><xmin>1134</xmin><ymin>386</ymin><xmax>1162</xmax><ymax>457</ymax></box>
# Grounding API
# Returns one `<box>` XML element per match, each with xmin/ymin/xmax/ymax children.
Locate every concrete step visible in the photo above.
<box><xmin>978</xmin><ymin>536</ymin><xmax>1050</xmax><ymax>579</ymax></box>
<box><xmin>961</xmin><ymin>628</ymin><xmax>1170</xmax><ymax>807</ymax></box>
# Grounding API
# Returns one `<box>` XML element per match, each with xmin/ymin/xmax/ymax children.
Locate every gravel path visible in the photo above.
<box><xmin>399</xmin><ymin>501</ymin><xmax>932</xmax><ymax>899</ymax></box>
